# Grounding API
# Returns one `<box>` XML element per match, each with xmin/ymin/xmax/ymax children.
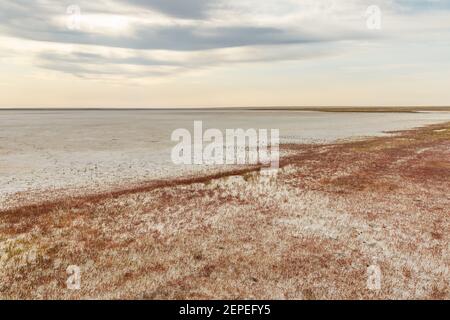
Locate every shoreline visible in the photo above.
<box><xmin>1</xmin><ymin>120</ymin><xmax>448</xmax><ymax>214</ymax></box>
<box><xmin>1</xmin><ymin>106</ymin><xmax>450</xmax><ymax>113</ymax></box>
<box><xmin>1</xmin><ymin>121</ymin><xmax>449</xmax><ymax>213</ymax></box>
<box><xmin>1</xmin><ymin>122</ymin><xmax>449</xmax><ymax>299</ymax></box>
<box><xmin>2</xmin><ymin>109</ymin><xmax>450</xmax><ymax>207</ymax></box>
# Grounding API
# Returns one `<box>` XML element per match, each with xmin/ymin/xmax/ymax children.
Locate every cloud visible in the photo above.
<box><xmin>0</xmin><ymin>1</ymin><xmax>369</xmax><ymax>51</ymax></box>
<box><xmin>120</xmin><ymin>0</ymin><xmax>214</xmax><ymax>19</ymax></box>
<box><xmin>12</xmin><ymin>25</ymin><xmax>334</xmax><ymax>51</ymax></box>
<box><xmin>34</xmin><ymin>40</ymin><xmax>344</xmax><ymax>80</ymax></box>
<box><xmin>393</xmin><ymin>0</ymin><xmax>450</xmax><ymax>12</ymax></box>
<box><xmin>1</xmin><ymin>0</ymin><xmax>449</xmax><ymax>80</ymax></box>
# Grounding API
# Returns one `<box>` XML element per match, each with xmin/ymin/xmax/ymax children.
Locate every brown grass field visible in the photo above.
<box><xmin>0</xmin><ymin>122</ymin><xmax>449</xmax><ymax>299</ymax></box>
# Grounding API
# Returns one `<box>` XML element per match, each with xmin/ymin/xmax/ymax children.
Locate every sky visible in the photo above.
<box><xmin>0</xmin><ymin>0</ymin><xmax>450</xmax><ymax>108</ymax></box>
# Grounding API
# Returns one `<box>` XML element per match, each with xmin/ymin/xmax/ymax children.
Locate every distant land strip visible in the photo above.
<box><xmin>0</xmin><ymin>106</ymin><xmax>450</xmax><ymax>112</ymax></box>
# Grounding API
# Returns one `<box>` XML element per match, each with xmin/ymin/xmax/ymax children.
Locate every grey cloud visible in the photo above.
<box><xmin>35</xmin><ymin>41</ymin><xmax>342</xmax><ymax>79</ymax></box>
<box><xmin>2</xmin><ymin>18</ymin><xmax>341</xmax><ymax>51</ymax></box>
<box><xmin>37</xmin><ymin>54</ymin><xmax>185</xmax><ymax>78</ymax></box>
<box><xmin>121</xmin><ymin>0</ymin><xmax>214</xmax><ymax>19</ymax></box>
<box><xmin>0</xmin><ymin>0</ymin><xmax>367</xmax><ymax>51</ymax></box>
<box><xmin>39</xmin><ymin>51</ymin><xmax>181</xmax><ymax>67</ymax></box>
<box><xmin>0</xmin><ymin>0</ymin><xmax>380</xmax><ymax>79</ymax></box>
<box><xmin>125</xmin><ymin>25</ymin><xmax>319</xmax><ymax>50</ymax></box>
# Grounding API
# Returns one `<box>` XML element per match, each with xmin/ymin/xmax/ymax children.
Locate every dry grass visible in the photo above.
<box><xmin>0</xmin><ymin>122</ymin><xmax>449</xmax><ymax>299</ymax></box>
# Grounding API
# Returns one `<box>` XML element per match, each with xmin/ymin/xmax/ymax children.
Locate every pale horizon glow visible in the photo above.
<box><xmin>1</xmin><ymin>0</ymin><xmax>450</xmax><ymax>108</ymax></box>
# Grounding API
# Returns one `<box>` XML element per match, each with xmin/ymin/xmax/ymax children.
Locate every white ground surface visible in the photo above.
<box><xmin>1</xmin><ymin>109</ymin><xmax>450</xmax><ymax>207</ymax></box>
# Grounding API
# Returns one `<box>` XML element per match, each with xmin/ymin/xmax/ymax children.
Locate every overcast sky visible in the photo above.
<box><xmin>1</xmin><ymin>0</ymin><xmax>449</xmax><ymax>107</ymax></box>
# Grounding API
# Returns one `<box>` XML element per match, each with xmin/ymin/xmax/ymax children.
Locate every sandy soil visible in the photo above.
<box><xmin>0</xmin><ymin>122</ymin><xmax>449</xmax><ymax>299</ymax></box>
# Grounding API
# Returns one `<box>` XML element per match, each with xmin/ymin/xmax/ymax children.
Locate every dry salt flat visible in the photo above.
<box><xmin>1</xmin><ymin>109</ymin><xmax>450</xmax><ymax>208</ymax></box>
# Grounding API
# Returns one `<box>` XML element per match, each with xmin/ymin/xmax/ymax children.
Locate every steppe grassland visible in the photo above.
<box><xmin>0</xmin><ymin>122</ymin><xmax>449</xmax><ymax>299</ymax></box>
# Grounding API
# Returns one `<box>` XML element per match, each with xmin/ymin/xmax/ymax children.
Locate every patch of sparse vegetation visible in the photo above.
<box><xmin>0</xmin><ymin>122</ymin><xmax>449</xmax><ymax>299</ymax></box>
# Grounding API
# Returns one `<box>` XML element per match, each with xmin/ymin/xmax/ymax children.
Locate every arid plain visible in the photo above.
<box><xmin>0</xmin><ymin>110</ymin><xmax>449</xmax><ymax>299</ymax></box>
